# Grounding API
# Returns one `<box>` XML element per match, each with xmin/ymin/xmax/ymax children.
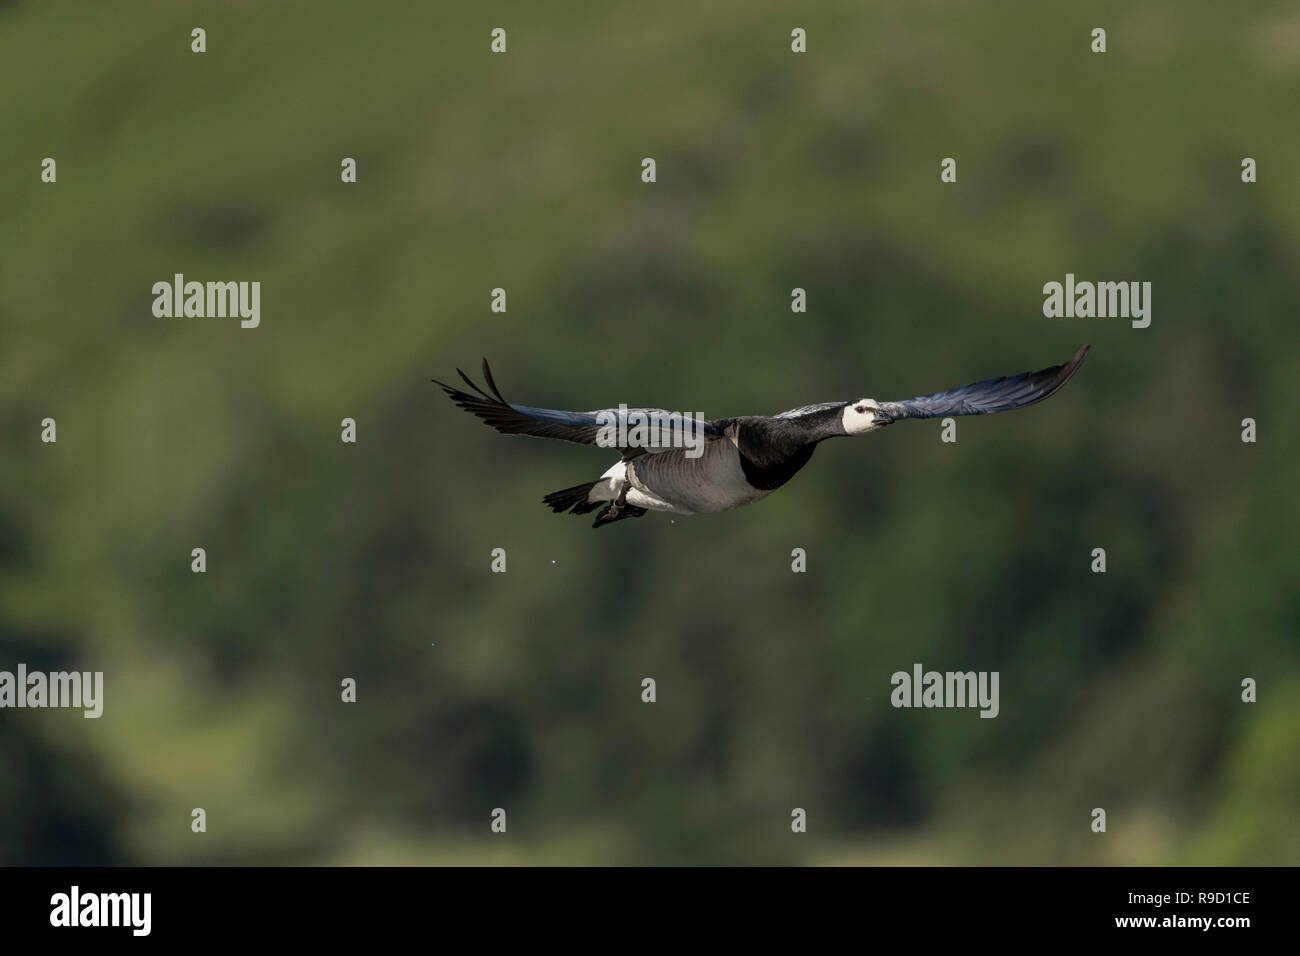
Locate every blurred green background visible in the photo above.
<box><xmin>2</xmin><ymin>0</ymin><xmax>1297</xmax><ymax>865</ymax></box>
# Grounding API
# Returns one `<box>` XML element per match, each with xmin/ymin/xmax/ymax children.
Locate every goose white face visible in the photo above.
<box><xmin>841</xmin><ymin>399</ymin><xmax>884</xmax><ymax>435</ymax></box>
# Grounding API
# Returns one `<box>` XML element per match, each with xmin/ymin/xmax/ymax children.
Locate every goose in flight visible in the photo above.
<box><xmin>434</xmin><ymin>345</ymin><xmax>1089</xmax><ymax>528</ymax></box>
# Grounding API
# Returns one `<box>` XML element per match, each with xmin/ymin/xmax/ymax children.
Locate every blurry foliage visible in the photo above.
<box><xmin>1</xmin><ymin>0</ymin><xmax>1297</xmax><ymax>864</ymax></box>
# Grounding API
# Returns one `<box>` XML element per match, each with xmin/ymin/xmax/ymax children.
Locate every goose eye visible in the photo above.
<box><xmin>854</xmin><ymin>405</ymin><xmax>868</xmax><ymax>413</ymax></box>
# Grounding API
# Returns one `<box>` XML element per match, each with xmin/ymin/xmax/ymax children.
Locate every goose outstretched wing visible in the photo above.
<box><xmin>435</xmin><ymin>360</ymin><xmax>723</xmax><ymax>451</ymax></box>
<box><xmin>874</xmin><ymin>345</ymin><xmax>1089</xmax><ymax>422</ymax></box>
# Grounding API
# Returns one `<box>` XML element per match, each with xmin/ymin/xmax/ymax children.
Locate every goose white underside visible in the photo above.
<box><xmin>589</xmin><ymin>461</ymin><xmax>682</xmax><ymax>513</ymax></box>
<box><xmin>587</xmin><ymin>442</ymin><xmax>771</xmax><ymax>515</ymax></box>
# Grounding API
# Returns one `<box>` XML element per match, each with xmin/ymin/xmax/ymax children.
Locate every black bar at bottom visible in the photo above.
<box><xmin>0</xmin><ymin>865</ymin><xmax>1281</xmax><ymax>942</ymax></box>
